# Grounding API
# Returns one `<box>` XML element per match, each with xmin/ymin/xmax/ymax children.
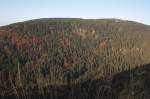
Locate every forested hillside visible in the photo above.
<box><xmin>0</xmin><ymin>18</ymin><xmax>150</xmax><ymax>98</ymax></box>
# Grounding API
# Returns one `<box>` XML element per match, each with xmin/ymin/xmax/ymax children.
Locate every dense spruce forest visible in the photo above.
<box><xmin>0</xmin><ymin>18</ymin><xmax>150</xmax><ymax>99</ymax></box>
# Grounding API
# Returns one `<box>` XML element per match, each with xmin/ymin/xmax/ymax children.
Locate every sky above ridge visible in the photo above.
<box><xmin>0</xmin><ymin>0</ymin><xmax>150</xmax><ymax>26</ymax></box>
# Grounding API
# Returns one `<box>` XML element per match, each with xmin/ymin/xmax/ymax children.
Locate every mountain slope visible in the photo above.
<box><xmin>0</xmin><ymin>18</ymin><xmax>150</xmax><ymax>98</ymax></box>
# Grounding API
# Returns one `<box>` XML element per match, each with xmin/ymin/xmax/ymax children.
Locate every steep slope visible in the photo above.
<box><xmin>0</xmin><ymin>18</ymin><xmax>150</xmax><ymax>97</ymax></box>
<box><xmin>111</xmin><ymin>63</ymin><xmax>150</xmax><ymax>99</ymax></box>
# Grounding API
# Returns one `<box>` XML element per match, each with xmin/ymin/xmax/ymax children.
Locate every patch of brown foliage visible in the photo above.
<box><xmin>11</xmin><ymin>33</ymin><xmax>39</xmax><ymax>48</ymax></box>
<box><xmin>0</xmin><ymin>29</ymin><xmax>40</xmax><ymax>48</ymax></box>
<box><xmin>0</xmin><ymin>29</ymin><xmax>8</xmax><ymax>37</ymax></box>
<box><xmin>59</xmin><ymin>33</ymin><xmax>70</xmax><ymax>48</ymax></box>
<box><xmin>25</xmin><ymin>61</ymin><xmax>39</xmax><ymax>71</ymax></box>
<box><xmin>100</xmin><ymin>39</ymin><xmax>108</xmax><ymax>48</ymax></box>
<box><xmin>63</xmin><ymin>57</ymin><xmax>78</xmax><ymax>70</ymax></box>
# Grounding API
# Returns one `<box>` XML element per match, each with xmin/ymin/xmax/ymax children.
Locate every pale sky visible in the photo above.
<box><xmin>0</xmin><ymin>0</ymin><xmax>150</xmax><ymax>26</ymax></box>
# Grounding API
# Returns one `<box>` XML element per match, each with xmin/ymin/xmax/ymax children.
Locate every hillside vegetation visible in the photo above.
<box><xmin>0</xmin><ymin>18</ymin><xmax>150</xmax><ymax>98</ymax></box>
